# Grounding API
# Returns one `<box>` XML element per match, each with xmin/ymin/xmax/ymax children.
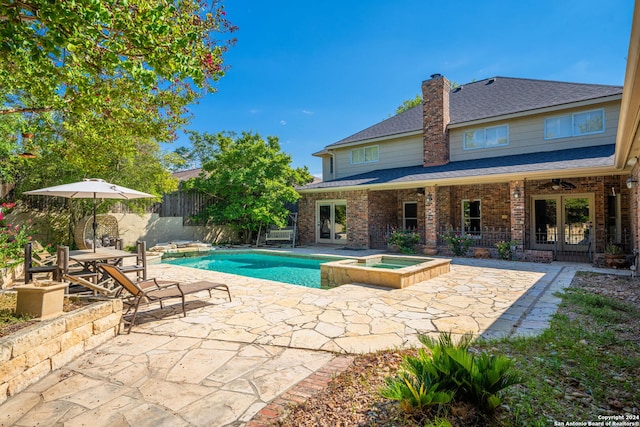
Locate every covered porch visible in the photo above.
<box><xmin>299</xmin><ymin>175</ymin><xmax>631</xmax><ymax>264</ymax></box>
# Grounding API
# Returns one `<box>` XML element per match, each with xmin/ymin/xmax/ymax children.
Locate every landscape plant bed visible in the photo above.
<box><xmin>279</xmin><ymin>271</ymin><xmax>640</xmax><ymax>426</ymax></box>
<box><xmin>0</xmin><ymin>293</ymin><xmax>93</xmax><ymax>338</ymax></box>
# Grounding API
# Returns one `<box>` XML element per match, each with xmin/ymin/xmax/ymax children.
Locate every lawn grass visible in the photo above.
<box><xmin>476</xmin><ymin>279</ymin><xmax>640</xmax><ymax>426</ymax></box>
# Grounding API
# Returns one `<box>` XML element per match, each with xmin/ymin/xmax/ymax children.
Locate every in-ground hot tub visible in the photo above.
<box><xmin>320</xmin><ymin>255</ymin><xmax>451</xmax><ymax>289</ymax></box>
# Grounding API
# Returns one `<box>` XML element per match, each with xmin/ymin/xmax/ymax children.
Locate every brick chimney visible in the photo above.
<box><xmin>422</xmin><ymin>73</ymin><xmax>451</xmax><ymax>167</ymax></box>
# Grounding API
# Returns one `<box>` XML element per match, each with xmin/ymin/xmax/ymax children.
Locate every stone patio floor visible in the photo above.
<box><xmin>0</xmin><ymin>247</ymin><xmax>619</xmax><ymax>426</ymax></box>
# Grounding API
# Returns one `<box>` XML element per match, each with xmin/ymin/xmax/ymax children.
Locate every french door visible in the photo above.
<box><xmin>531</xmin><ymin>194</ymin><xmax>593</xmax><ymax>252</ymax></box>
<box><xmin>316</xmin><ymin>201</ymin><xmax>347</xmax><ymax>244</ymax></box>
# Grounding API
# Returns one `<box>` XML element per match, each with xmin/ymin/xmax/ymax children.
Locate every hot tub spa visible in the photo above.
<box><xmin>320</xmin><ymin>255</ymin><xmax>451</xmax><ymax>289</ymax></box>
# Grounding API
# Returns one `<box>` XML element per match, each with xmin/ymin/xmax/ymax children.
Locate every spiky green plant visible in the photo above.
<box><xmin>381</xmin><ymin>347</ymin><xmax>454</xmax><ymax>412</ymax></box>
<box><xmin>381</xmin><ymin>332</ymin><xmax>523</xmax><ymax>416</ymax></box>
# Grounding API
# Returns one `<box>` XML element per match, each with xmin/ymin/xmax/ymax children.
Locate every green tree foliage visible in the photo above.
<box><xmin>395</xmin><ymin>94</ymin><xmax>422</xmax><ymax>115</ymax></box>
<box><xmin>183</xmin><ymin>131</ymin><xmax>313</xmax><ymax>242</ymax></box>
<box><xmin>0</xmin><ymin>0</ymin><xmax>236</xmax><ymax>189</ymax></box>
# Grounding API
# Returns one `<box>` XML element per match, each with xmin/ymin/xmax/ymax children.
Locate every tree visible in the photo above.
<box><xmin>394</xmin><ymin>94</ymin><xmax>422</xmax><ymax>115</ymax></box>
<box><xmin>0</xmin><ymin>0</ymin><xmax>237</xmax><ymax>185</ymax></box>
<box><xmin>392</xmin><ymin>82</ymin><xmax>461</xmax><ymax>116</ymax></box>
<box><xmin>183</xmin><ymin>131</ymin><xmax>313</xmax><ymax>242</ymax></box>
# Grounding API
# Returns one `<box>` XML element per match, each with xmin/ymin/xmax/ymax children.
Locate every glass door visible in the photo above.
<box><xmin>531</xmin><ymin>194</ymin><xmax>592</xmax><ymax>252</ymax></box>
<box><xmin>316</xmin><ymin>201</ymin><xmax>347</xmax><ymax>244</ymax></box>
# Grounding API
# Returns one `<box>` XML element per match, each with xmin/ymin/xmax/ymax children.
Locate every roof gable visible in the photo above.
<box><xmin>327</xmin><ymin>77</ymin><xmax>622</xmax><ymax>148</ymax></box>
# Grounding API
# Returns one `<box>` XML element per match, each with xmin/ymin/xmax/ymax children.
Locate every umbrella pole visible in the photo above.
<box><xmin>92</xmin><ymin>195</ymin><xmax>97</xmax><ymax>252</ymax></box>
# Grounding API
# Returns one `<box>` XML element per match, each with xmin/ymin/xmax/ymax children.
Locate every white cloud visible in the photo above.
<box><xmin>280</xmin><ymin>120</ymin><xmax>287</xmax><ymax>125</ymax></box>
<box><xmin>301</xmin><ymin>109</ymin><xmax>314</xmax><ymax>115</ymax></box>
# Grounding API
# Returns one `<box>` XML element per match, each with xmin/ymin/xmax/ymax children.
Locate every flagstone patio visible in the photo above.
<box><xmin>0</xmin><ymin>249</ymin><xmax>602</xmax><ymax>427</ymax></box>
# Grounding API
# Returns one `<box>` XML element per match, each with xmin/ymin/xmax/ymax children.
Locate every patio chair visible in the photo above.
<box><xmin>117</xmin><ymin>240</ymin><xmax>147</xmax><ymax>280</ymax></box>
<box><xmin>98</xmin><ymin>263</ymin><xmax>231</xmax><ymax>333</ymax></box>
<box><xmin>57</xmin><ymin>245</ymin><xmax>99</xmax><ymax>286</ymax></box>
<box><xmin>24</xmin><ymin>242</ymin><xmax>58</xmax><ymax>283</ymax></box>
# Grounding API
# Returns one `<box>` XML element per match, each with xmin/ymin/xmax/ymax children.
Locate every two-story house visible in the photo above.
<box><xmin>297</xmin><ymin>74</ymin><xmax>627</xmax><ymax>262</ymax></box>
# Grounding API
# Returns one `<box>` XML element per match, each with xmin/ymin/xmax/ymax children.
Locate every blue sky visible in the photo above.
<box><xmin>172</xmin><ymin>0</ymin><xmax>634</xmax><ymax>177</ymax></box>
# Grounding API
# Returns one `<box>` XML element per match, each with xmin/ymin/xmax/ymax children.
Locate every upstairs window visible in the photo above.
<box><xmin>544</xmin><ymin>109</ymin><xmax>604</xmax><ymax>140</ymax></box>
<box><xmin>463</xmin><ymin>125</ymin><xmax>509</xmax><ymax>150</ymax></box>
<box><xmin>351</xmin><ymin>145</ymin><xmax>379</xmax><ymax>164</ymax></box>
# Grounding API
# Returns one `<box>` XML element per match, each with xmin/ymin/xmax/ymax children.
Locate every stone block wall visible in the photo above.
<box><xmin>0</xmin><ymin>299</ymin><xmax>123</xmax><ymax>405</ymax></box>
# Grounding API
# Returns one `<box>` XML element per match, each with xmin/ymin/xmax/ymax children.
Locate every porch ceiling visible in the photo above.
<box><xmin>298</xmin><ymin>144</ymin><xmax>619</xmax><ymax>193</ymax></box>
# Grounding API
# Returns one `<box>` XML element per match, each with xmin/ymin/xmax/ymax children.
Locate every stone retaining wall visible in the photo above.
<box><xmin>0</xmin><ymin>299</ymin><xmax>123</xmax><ymax>405</ymax></box>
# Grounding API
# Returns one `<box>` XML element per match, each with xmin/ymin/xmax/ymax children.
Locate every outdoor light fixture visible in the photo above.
<box><xmin>626</xmin><ymin>177</ymin><xmax>638</xmax><ymax>189</ymax></box>
<box><xmin>426</xmin><ymin>193</ymin><xmax>433</xmax><ymax>203</ymax></box>
<box><xmin>513</xmin><ymin>188</ymin><xmax>521</xmax><ymax>199</ymax></box>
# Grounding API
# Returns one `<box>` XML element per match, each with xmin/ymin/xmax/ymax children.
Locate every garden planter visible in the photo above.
<box><xmin>604</xmin><ymin>254</ymin><xmax>628</xmax><ymax>269</ymax></box>
<box><xmin>14</xmin><ymin>281</ymin><xmax>67</xmax><ymax>319</ymax></box>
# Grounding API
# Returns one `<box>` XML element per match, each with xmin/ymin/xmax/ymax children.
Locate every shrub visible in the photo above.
<box><xmin>381</xmin><ymin>332</ymin><xmax>523</xmax><ymax>417</ymax></box>
<box><xmin>495</xmin><ymin>240</ymin><xmax>517</xmax><ymax>260</ymax></box>
<box><xmin>441</xmin><ymin>233</ymin><xmax>474</xmax><ymax>256</ymax></box>
<box><xmin>0</xmin><ymin>221</ymin><xmax>32</xmax><ymax>269</ymax></box>
<box><xmin>388</xmin><ymin>228</ymin><xmax>421</xmax><ymax>254</ymax></box>
<box><xmin>604</xmin><ymin>243</ymin><xmax>624</xmax><ymax>255</ymax></box>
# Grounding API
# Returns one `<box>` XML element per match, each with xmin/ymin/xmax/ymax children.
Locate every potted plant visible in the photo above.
<box><xmin>604</xmin><ymin>244</ymin><xmax>627</xmax><ymax>268</ymax></box>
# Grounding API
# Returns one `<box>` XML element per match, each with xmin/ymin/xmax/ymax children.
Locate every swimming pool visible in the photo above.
<box><xmin>163</xmin><ymin>251</ymin><xmax>347</xmax><ymax>289</ymax></box>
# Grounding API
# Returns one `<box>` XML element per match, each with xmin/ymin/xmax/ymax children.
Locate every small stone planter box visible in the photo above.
<box><xmin>0</xmin><ymin>298</ymin><xmax>123</xmax><ymax>405</ymax></box>
<box><xmin>14</xmin><ymin>281</ymin><xmax>67</xmax><ymax>320</ymax></box>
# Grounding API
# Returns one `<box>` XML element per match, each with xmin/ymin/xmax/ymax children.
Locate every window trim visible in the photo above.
<box><xmin>462</xmin><ymin>124</ymin><xmax>509</xmax><ymax>150</ymax></box>
<box><xmin>462</xmin><ymin>199</ymin><xmax>482</xmax><ymax>236</ymax></box>
<box><xmin>350</xmin><ymin>145</ymin><xmax>379</xmax><ymax>164</ymax></box>
<box><xmin>544</xmin><ymin>108</ymin><xmax>605</xmax><ymax>140</ymax></box>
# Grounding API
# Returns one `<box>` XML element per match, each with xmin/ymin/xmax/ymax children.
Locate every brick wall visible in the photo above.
<box><xmin>0</xmin><ymin>299</ymin><xmax>123</xmax><ymax>404</ymax></box>
<box><xmin>437</xmin><ymin>183</ymin><xmax>511</xmax><ymax>230</ymax></box>
<box><xmin>368</xmin><ymin>190</ymin><xmax>398</xmax><ymax>248</ymax></box>
<box><xmin>298</xmin><ymin>190</ymin><xmax>371</xmax><ymax>249</ymax></box>
<box><xmin>422</xmin><ymin>74</ymin><xmax>451</xmax><ymax>167</ymax></box>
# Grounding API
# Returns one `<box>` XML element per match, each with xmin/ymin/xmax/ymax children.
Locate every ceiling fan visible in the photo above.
<box><xmin>540</xmin><ymin>179</ymin><xmax>576</xmax><ymax>190</ymax></box>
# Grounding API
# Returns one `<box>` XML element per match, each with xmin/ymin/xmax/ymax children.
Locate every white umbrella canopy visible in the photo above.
<box><xmin>24</xmin><ymin>178</ymin><xmax>154</xmax><ymax>251</ymax></box>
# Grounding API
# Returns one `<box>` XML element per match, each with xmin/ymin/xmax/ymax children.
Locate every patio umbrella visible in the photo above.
<box><xmin>24</xmin><ymin>178</ymin><xmax>154</xmax><ymax>252</ymax></box>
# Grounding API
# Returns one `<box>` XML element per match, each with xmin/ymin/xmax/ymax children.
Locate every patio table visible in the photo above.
<box><xmin>69</xmin><ymin>248</ymin><xmax>138</xmax><ymax>283</ymax></box>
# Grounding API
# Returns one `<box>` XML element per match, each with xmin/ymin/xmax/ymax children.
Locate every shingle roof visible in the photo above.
<box><xmin>328</xmin><ymin>77</ymin><xmax>622</xmax><ymax>147</ymax></box>
<box><xmin>172</xmin><ymin>168</ymin><xmax>203</xmax><ymax>181</ymax></box>
<box><xmin>298</xmin><ymin>144</ymin><xmax>616</xmax><ymax>191</ymax></box>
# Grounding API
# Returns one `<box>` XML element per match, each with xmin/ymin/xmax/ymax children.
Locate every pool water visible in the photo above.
<box><xmin>163</xmin><ymin>251</ymin><xmax>344</xmax><ymax>289</ymax></box>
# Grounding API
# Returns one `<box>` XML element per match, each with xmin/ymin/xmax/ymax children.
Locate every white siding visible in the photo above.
<box><xmin>450</xmin><ymin>101</ymin><xmax>620</xmax><ymax>162</ymax></box>
<box><xmin>332</xmin><ymin>135</ymin><xmax>423</xmax><ymax>179</ymax></box>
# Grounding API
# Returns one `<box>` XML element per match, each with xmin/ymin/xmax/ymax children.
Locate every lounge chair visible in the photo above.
<box><xmin>62</xmin><ymin>274</ymin><xmax>119</xmax><ymax>297</ymax></box>
<box><xmin>98</xmin><ymin>263</ymin><xmax>231</xmax><ymax>333</ymax></box>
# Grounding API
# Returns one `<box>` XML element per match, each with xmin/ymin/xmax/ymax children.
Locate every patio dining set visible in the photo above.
<box><xmin>20</xmin><ymin>240</ymin><xmax>231</xmax><ymax>332</ymax></box>
<box><xmin>23</xmin><ymin>240</ymin><xmax>148</xmax><ymax>293</ymax></box>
